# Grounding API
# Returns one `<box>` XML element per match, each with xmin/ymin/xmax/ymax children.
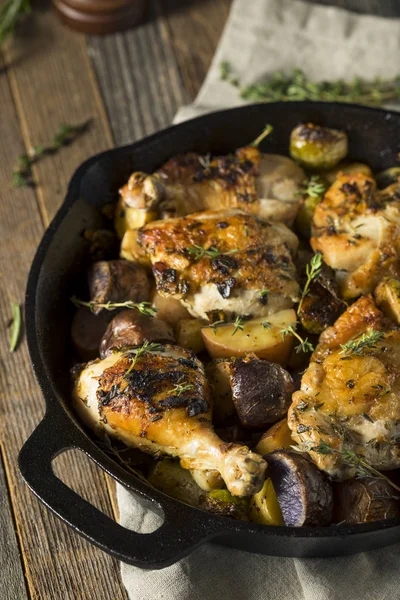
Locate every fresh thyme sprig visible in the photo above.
<box><xmin>261</xmin><ymin>320</ymin><xmax>272</xmax><ymax>329</ymax></box>
<box><xmin>186</xmin><ymin>245</ymin><xmax>239</xmax><ymax>261</ymax></box>
<box><xmin>0</xmin><ymin>0</ymin><xmax>30</xmax><ymax>47</ymax></box>
<box><xmin>260</xmin><ymin>289</ymin><xmax>270</xmax><ymax>301</ymax></box>
<box><xmin>301</xmin><ymin>175</ymin><xmax>327</xmax><ymax>199</ymax></box>
<box><xmin>71</xmin><ymin>296</ymin><xmax>157</xmax><ymax>318</ymax></box>
<box><xmin>231</xmin><ymin>316</ymin><xmax>244</xmax><ymax>336</ymax></box>
<box><xmin>9</xmin><ymin>302</ymin><xmax>21</xmax><ymax>352</ymax></box>
<box><xmin>124</xmin><ymin>341</ymin><xmax>163</xmax><ymax>375</ymax></box>
<box><xmin>297</xmin><ymin>253</ymin><xmax>323</xmax><ymax>315</ymax></box>
<box><xmin>280</xmin><ymin>323</ymin><xmax>314</xmax><ymax>354</ymax></box>
<box><xmin>170</xmin><ymin>379</ymin><xmax>195</xmax><ymax>396</ymax></box>
<box><xmin>220</xmin><ymin>63</ymin><xmax>400</xmax><ymax>107</ymax></box>
<box><xmin>311</xmin><ymin>439</ymin><xmax>400</xmax><ymax>493</ymax></box>
<box><xmin>250</xmin><ymin>124</ymin><xmax>273</xmax><ymax>148</ymax></box>
<box><xmin>210</xmin><ymin>319</ymin><xmax>225</xmax><ymax>335</ymax></box>
<box><xmin>13</xmin><ymin>120</ymin><xmax>91</xmax><ymax>187</ymax></box>
<box><xmin>339</xmin><ymin>330</ymin><xmax>386</xmax><ymax>357</ymax></box>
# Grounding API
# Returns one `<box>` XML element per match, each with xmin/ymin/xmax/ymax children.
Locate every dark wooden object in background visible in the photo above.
<box><xmin>53</xmin><ymin>0</ymin><xmax>148</xmax><ymax>34</ymax></box>
<box><xmin>0</xmin><ymin>1</ymin><xmax>398</xmax><ymax>599</ymax></box>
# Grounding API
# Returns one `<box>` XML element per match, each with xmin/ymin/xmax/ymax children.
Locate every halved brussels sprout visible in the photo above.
<box><xmin>290</xmin><ymin>123</ymin><xmax>348</xmax><ymax>170</ymax></box>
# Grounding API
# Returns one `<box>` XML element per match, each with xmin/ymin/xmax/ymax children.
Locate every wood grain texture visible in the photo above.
<box><xmin>0</xmin><ymin>448</ymin><xmax>29</xmax><ymax>600</ymax></box>
<box><xmin>0</xmin><ymin>13</ymin><xmax>128</xmax><ymax>600</ymax></box>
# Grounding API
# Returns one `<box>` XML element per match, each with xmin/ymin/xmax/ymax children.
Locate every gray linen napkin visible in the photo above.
<box><xmin>119</xmin><ymin>1</ymin><xmax>400</xmax><ymax>598</ymax></box>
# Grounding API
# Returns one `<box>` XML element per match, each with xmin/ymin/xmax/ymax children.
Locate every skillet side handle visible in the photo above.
<box><xmin>18</xmin><ymin>411</ymin><xmax>218</xmax><ymax>569</ymax></box>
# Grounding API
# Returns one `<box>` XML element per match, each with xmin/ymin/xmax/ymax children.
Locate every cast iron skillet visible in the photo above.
<box><xmin>19</xmin><ymin>102</ymin><xmax>400</xmax><ymax>569</ymax></box>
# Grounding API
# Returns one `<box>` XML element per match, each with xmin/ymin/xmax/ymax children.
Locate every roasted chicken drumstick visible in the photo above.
<box><xmin>73</xmin><ymin>343</ymin><xmax>266</xmax><ymax>497</ymax></box>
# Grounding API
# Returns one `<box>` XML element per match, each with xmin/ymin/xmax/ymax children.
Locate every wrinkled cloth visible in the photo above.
<box><xmin>119</xmin><ymin>1</ymin><xmax>400</xmax><ymax>598</ymax></box>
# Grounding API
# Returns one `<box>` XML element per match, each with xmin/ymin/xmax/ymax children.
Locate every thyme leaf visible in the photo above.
<box><xmin>232</xmin><ymin>316</ymin><xmax>244</xmax><ymax>336</ymax></box>
<box><xmin>186</xmin><ymin>245</ymin><xmax>239</xmax><ymax>261</ymax></box>
<box><xmin>301</xmin><ymin>175</ymin><xmax>327</xmax><ymax>199</ymax></box>
<box><xmin>71</xmin><ymin>296</ymin><xmax>157</xmax><ymax>318</ymax></box>
<box><xmin>297</xmin><ymin>252</ymin><xmax>323</xmax><ymax>315</ymax></box>
<box><xmin>9</xmin><ymin>302</ymin><xmax>21</xmax><ymax>352</ymax></box>
<box><xmin>124</xmin><ymin>341</ymin><xmax>163</xmax><ymax>375</ymax></box>
<box><xmin>170</xmin><ymin>379</ymin><xmax>195</xmax><ymax>396</ymax></box>
<box><xmin>339</xmin><ymin>330</ymin><xmax>385</xmax><ymax>357</ymax></box>
<box><xmin>280</xmin><ymin>323</ymin><xmax>314</xmax><ymax>354</ymax></box>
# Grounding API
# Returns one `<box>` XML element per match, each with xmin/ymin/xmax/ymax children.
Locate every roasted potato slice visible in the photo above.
<box><xmin>115</xmin><ymin>197</ymin><xmax>158</xmax><ymax>239</ymax></box>
<box><xmin>120</xmin><ymin>229</ymin><xmax>151</xmax><ymax>266</ymax></box>
<box><xmin>88</xmin><ymin>260</ymin><xmax>151</xmax><ymax>314</ymax></box>
<box><xmin>267</xmin><ymin>450</ymin><xmax>333</xmax><ymax>526</ymax></box>
<box><xmin>249</xmin><ymin>478</ymin><xmax>283</xmax><ymax>526</ymax></box>
<box><xmin>176</xmin><ymin>318</ymin><xmax>206</xmax><ymax>353</ymax></box>
<box><xmin>205</xmin><ymin>359</ymin><xmax>236</xmax><ymax>425</ymax></box>
<box><xmin>151</xmin><ymin>291</ymin><xmax>192</xmax><ymax>327</ymax></box>
<box><xmin>333</xmin><ymin>478</ymin><xmax>400</xmax><ymax>524</ymax></box>
<box><xmin>230</xmin><ymin>356</ymin><xmax>294</xmax><ymax>429</ymax></box>
<box><xmin>375</xmin><ymin>277</ymin><xmax>400</xmax><ymax>325</ymax></box>
<box><xmin>199</xmin><ymin>489</ymin><xmax>249</xmax><ymax>521</ymax></box>
<box><xmin>99</xmin><ymin>309</ymin><xmax>174</xmax><ymax>358</ymax></box>
<box><xmin>256</xmin><ymin>418</ymin><xmax>293</xmax><ymax>455</ymax></box>
<box><xmin>290</xmin><ymin>123</ymin><xmax>348</xmax><ymax>170</ymax></box>
<box><xmin>201</xmin><ymin>309</ymin><xmax>296</xmax><ymax>364</ymax></box>
<box><xmin>147</xmin><ymin>459</ymin><xmax>204</xmax><ymax>507</ymax></box>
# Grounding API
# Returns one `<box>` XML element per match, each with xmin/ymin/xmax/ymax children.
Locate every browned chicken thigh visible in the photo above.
<box><xmin>121</xmin><ymin>208</ymin><xmax>299</xmax><ymax>320</ymax></box>
<box><xmin>73</xmin><ymin>344</ymin><xmax>266</xmax><ymax>497</ymax></box>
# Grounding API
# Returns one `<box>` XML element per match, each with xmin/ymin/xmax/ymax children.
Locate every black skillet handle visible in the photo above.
<box><xmin>19</xmin><ymin>410</ymin><xmax>221</xmax><ymax>569</ymax></box>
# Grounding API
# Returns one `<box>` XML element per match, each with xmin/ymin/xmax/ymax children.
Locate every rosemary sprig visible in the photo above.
<box><xmin>280</xmin><ymin>323</ymin><xmax>314</xmax><ymax>354</ymax></box>
<box><xmin>9</xmin><ymin>302</ymin><xmax>21</xmax><ymax>352</ymax></box>
<box><xmin>231</xmin><ymin>316</ymin><xmax>244</xmax><ymax>336</ymax></box>
<box><xmin>13</xmin><ymin>120</ymin><xmax>91</xmax><ymax>187</ymax></box>
<box><xmin>220</xmin><ymin>64</ymin><xmax>400</xmax><ymax>108</ymax></box>
<box><xmin>0</xmin><ymin>0</ymin><xmax>30</xmax><ymax>47</ymax></box>
<box><xmin>124</xmin><ymin>341</ymin><xmax>163</xmax><ymax>375</ymax></box>
<box><xmin>71</xmin><ymin>296</ymin><xmax>157</xmax><ymax>318</ymax></box>
<box><xmin>186</xmin><ymin>245</ymin><xmax>239</xmax><ymax>261</ymax></box>
<box><xmin>339</xmin><ymin>330</ymin><xmax>385</xmax><ymax>357</ymax></box>
<box><xmin>297</xmin><ymin>253</ymin><xmax>323</xmax><ymax>315</ymax></box>
<box><xmin>311</xmin><ymin>439</ymin><xmax>400</xmax><ymax>493</ymax></box>
<box><xmin>250</xmin><ymin>124</ymin><xmax>273</xmax><ymax>148</ymax></box>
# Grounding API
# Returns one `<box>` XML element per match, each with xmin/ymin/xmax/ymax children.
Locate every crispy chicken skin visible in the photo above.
<box><xmin>311</xmin><ymin>173</ymin><xmax>400</xmax><ymax>299</ymax></box>
<box><xmin>73</xmin><ymin>344</ymin><xmax>266</xmax><ymax>497</ymax></box>
<box><xmin>288</xmin><ymin>296</ymin><xmax>400</xmax><ymax>480</ymax></box>
<box><xmin>119</xmin><ymin>147</ymin><xmax>304</xmax><ymax>225</ymax></box>
<box><xmin>127</xmin><ymin>208</ymin><xmax>299</xmax><ymax>320</ymax></box>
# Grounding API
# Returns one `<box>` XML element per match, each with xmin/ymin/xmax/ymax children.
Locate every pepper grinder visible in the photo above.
<box><xmin>53</xmin><ymin>0</ymin><xmax>148</xmax><ymax>35</ymax></box>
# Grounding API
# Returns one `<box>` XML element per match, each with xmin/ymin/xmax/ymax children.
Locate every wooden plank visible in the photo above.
<box><xmin>0</xmin><ymin>19</ymin><xmax>128</xmax><ymax>600</ymax></box>
<box><xmin>87</xmin><ymin>0</ymin><xmax>190</xmax><ymax>145</ymax></box>
<box><xmin>0</xmin><ymin>447</ymin><xmax>29</xmax><ymax>600</ymax></box>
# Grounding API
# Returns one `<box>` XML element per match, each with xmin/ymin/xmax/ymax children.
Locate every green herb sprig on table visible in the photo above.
<box><xmin>9</xmin><ymin>301</ymin><xmax>21</xmax><ymax>352</ymax></box>
<box><xmin>220</xmin><ymin>63</ymin><xmax>400</xmax><ymax>107</ymax></box>
<box><xmin>13</xmin><ymin>120</ymin><xmax>91</xmax><ymax>187</ymax></box>
<box><xmin>71</xmin><ymin>296</ymin><xmax>157</xmax><ymax>318</ymax></box>
<box><xmin>0</xmin><ymin>0</ymin><xmax>30</xmax><ymax>47</ymax></box>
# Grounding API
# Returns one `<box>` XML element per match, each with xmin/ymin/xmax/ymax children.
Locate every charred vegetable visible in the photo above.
<box><xmin>199</xmin><ymin>489</ymin><xmax>249</xmax><ymax>520</ymax></box>
<box><xmin>333</xmin><ymin>478</ymin><xmax>400</xmax><ymax>524</ymax></box>
<box><xmin>267</xmin><ymin>450</ymin><xmax>333</xmax><ymax>526</ymax></box>
<box><xmin>376</xmin><ymin>167</ymin><xmax>400</xmax><ymax>190</ymax></box>
<box><xmin>375</xmin><ymin>277</ymin><xmax>400</xmax><ymax>326</ymax></box>
<box><xmin>100</xmin><ymin>309</ymin><xmax>174</xmax><ymax>358</ymax></box>
<box><xmin>290</xmin><ymin>123</ymin><xmax>348</xmax><ymax>170</ymax></box>
<box><xmin>256</xmin><ymin>418</ymin><xmax>293</xmax><ymax>455</ymax></box>
<box><xmin>230</xmin><ymin>356</ymin><xmax>294</xmax><ymax>429</ymax></box>
<box><xmin>176</xmin><ymin>318</ymin><xmax>206</xmax><ymax>353</ymax></box>
<box><xmin>249</xmin><ymin>478</ymin><xmax>283</xmax><ymax>526</ymax></box>
<box><xmin>206</xmin><ymin>359</ymin><xmax>236</xmax><ymax>425</ymax></box>
<box><xmin>201</xmin><ymin>309</ymin><xmax>296</xmax><ymax>365</ymax></box>
<box><xmin>88</xmin><ymin>260</ymin><xmax>151</xmax><ymax>315</ymax></box>
<box><xmin>147</xmin><ymin>459</ymin><xmax>203</xmax><ymax>507</ymax></box>
<box><xmin>71</xmin><ymin>307</ymin><xmax>112</xmax><ymax>361</ymax></box>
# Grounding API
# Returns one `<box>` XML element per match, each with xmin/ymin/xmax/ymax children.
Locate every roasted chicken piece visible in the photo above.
<box><xmin>117</xmin><ymin>147</ymin><xmax>305</xmax><ymax>230</ymax></box>
<box><xmin>288</xmin><ymin>295</ymin><xmax>400</xmax><ymax>480</ymax></box>
<box><xmin>311</xmin><ymin>173</ymin><xmax>400</xmax><ymax>299</ymax></box>
<box><xmin>73</xmin><ymin>343</ymin><xmax>266</xmax><ymax>497</ymax></box>
<box><xmin>122</xmin><ymin>209</ymin><xmax>299</xmax><ymax>320</ymax></box>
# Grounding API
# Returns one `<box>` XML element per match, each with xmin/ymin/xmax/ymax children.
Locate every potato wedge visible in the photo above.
<box><xmin>333</xmin><ymin>478</ymin><xmax>400</xmax><ymax>524</ymax></box>
<box><xmin>205</xmin><ymin>359</ymin><xmax>236</xmax><ymax>425</ymax></box>
<box><xmin>176</xmin><ymin>318</ymin><xmax>206</xmax><ymax>353</ymax></box>
<box><xmin>120</xmin><ymin>229</ymin><xmax>150</xmax><ymax>266</ymax></box>
<box><xmin>375</xmin><ymin>277</ymin><xmax>400</xmax><ymax>325</ymax></box>
<box><xmin>201</xmin><ymin>309</ymin><xmax>296</xmax><ymax>364</ymax></box>
<box><xmin>115</xmin><ymin>197</ymin><xmax>158</xmax><ymax>239</ymax></box>
<box><xmin>256</xmin><ymin>419</ymin><xmax>293</xmax><ymax>455</ymax></box>
<box><xmin>147</xmin><ymin>459</ymin><xmax>203</xmax><ymax>507</ymax></box>
<box><xmin>151</xmin><ymin>291</ymin><xmax>192</xmax><ymax>327</ymax></box>
<box><xmin>249</xmin><ymin>478</ymin><xmax>283</xmax><ymax>526</ymax></box>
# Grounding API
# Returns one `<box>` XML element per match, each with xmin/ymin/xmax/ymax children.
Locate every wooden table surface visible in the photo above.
<box><xmin>0</xmin><ymin>1</ymin><xmax>398</xmax><ymax>598</ymax></box>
